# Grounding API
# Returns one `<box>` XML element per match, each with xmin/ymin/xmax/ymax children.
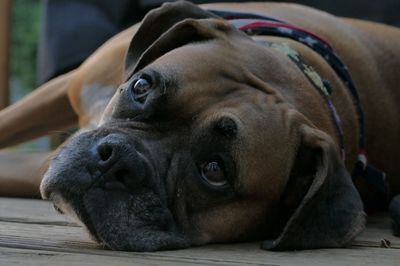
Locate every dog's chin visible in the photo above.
<box><xmin>51</xmin><ymin>186</ymin><xmax>189</xmax><ymax>251</ymax></box>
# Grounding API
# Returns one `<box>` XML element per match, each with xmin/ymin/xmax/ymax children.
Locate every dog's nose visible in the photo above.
<box><xmin>95</xmin><ymin>134</ymin><xmax>131</xmax><ymax>170</ymax></box>
<box><xmin>94</xmin><ymin>134</ymin><xmax>151</xmax><ymax>190</ymax></box>
<box><xmin>97</xmin><ymin>141</ymin><xmax>117</xmax><ymax>168</ymax></box>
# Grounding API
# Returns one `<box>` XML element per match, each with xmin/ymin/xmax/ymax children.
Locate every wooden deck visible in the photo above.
<box><xmin>0</xmin><ymin>197</ymin><xmax>399</xmax><ymax>265</ymax></box>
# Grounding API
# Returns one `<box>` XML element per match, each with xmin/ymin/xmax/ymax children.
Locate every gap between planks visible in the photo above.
<box><xmin>0</xmin><ymin>197</ymin><xmax>399</xmax><ymax>266</ymax></box>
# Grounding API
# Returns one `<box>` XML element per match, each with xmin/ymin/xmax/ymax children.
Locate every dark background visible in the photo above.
<box><xmin>37</xmin><ymin>0</ymin><xmax>400</xmax><ymax>84</ymax></box>
<box><xmin>12</xmin><ymin>0</ymin><xmax>400</xmax><ymax>93</ymax></box>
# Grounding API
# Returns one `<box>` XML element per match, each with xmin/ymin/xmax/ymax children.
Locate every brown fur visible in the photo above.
<box><xmin>1</xmin><ymin>2</ymin><xmax>398</xmax><ymax>197</ymax></box>
<box><xmin>0</xmin><ymin>1</ymin><xmax>399</xmax><ymax>250</ymax></box>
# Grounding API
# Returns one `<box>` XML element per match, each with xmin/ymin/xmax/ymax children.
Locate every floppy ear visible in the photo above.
<box><xmin>263</xmin><ymin>124</ymin><xmax>365</xmax><ymax>250</ymax></box>
<box><xmin>124</xmin><ymin>1</ymin><xmax>218</xmax><ymax>77</ymax></box>
<box><xmin>131</xmin><ymin>18</ymin><xmax>241</xmax><ymax>75</ymax></box>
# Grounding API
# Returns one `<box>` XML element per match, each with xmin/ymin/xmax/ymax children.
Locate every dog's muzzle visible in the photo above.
<box><xmin>40</xmin><ymin>130</ymin><xmax>189</xmax><ymax>251</ymax></box>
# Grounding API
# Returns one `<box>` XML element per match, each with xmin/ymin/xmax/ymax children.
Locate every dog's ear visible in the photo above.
<box><xmin>124</xmin><ymin>1</ymin><xmax>219</xmax><ymax>78</ymax></box>
<box><xmin>263</xmin><ymin>124</ymin><xmax>365</xmax><ymax>250</ymax></box>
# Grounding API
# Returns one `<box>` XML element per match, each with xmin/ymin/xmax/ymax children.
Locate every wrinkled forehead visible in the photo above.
<box><xmin>149</xmin><ymin>40</ymin><xmax>246</xmax><ymax>83</ymax></box>
<box><xmin>146</xmin><ymin>37</ymin><xmax>296</xmax><ymax>96</ymax></box>
<box><xmin>103</xmin><ymin>37</ymin><xmax>290</xmax><ymax>127</ymax></box>
<box><xmin>146</xmin><ymin>42</ymin><xmax>288</xmax><ymax>132</ymax></box>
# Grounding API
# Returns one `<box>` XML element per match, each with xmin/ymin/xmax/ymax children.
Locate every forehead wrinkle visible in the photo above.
<box><xmin>154</xmin><ymin>38</ymin><xmax>244</xmax><ymax>75</ymax></box>
<box><xmin>144</xmin><ymin>38</ymin><xmax>291</xmax><ymax>127</ymax></box>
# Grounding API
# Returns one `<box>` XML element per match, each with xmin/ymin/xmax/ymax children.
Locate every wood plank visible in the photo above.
<box><xmin>0</xmin><ymin>198</ymin><xmax>399</xmax><ymax>265</ymax></box>
<box><xmin>0</xmin><ymin>222</ymin><xmax>399</xmax><ymax>266</ymax></box>
<box><xmin>1</xmin><ymin>233</ymin><xmax>399</xmax><ymax>266</ymax></box>
<box><xmin>0</xmin><ymin>197</ymin><xmax>76</xmax><ymax>226</ymax></box>
<box><xmin>0</xmin><ymin>217</ymin><xmax>398</xmax><ymax>251</ymax></box>
<box><xmin>0</xmin><ymin>246</ymin><xmax>246</xmax><ymax>266</ymax></box>
<box><xmin>355</xmin><ymin>215</ymin><xmax>400</xmax><ymax>248</ymax></box>
<box><xmin>160</xmin><ymin>245</ymin><xmax>400</xmax><ymax>266</ymax></box>
<box><xmin>0</xmin><ymin>152</ymin><xmax>53</xmax><ymax>198</ymax></box>
<box><xmin>0</xmin><ymin>220</ymin><xmax>99</xmax><ymax>250</ymax></box>
<box><xmin>1</xmin><ymin>198</ymin><xmax>399</xmax><ymax>247</ymax></box>
<box><xmin>0</xmin><ymin>0</ymin><xmax>11</xmax><ymax>109</ymax></box>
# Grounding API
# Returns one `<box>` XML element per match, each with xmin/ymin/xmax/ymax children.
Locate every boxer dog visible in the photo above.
<box><xmin>1</xmin><ymin>1</ymin><xmax>399</xmax><ymax>251</ymax></box>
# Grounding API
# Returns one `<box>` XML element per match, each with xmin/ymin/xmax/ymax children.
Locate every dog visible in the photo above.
<box><xmin>1</xmin><ymin>1</ymin><xmax>400</xmax><ymax>251</ymax></box>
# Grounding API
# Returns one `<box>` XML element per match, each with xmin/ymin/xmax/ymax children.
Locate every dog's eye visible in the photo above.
<box><xmin>131</xmin><ymin>77</ymin><xmax>152</xmax><ymax>103</ymax></box>
<box><xmin>200</xmin><ymin>160</ymin><xmax>227</xmax><ymax>187</ymax></box>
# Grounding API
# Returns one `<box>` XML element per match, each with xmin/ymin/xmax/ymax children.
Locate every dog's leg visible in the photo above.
<box><xmin>0</xmin><ymin>71</ymin><xmax>78</xmax><ymax>149</ymax></box>
<box><xmin>0</xmin><ymin>150</ymin><xmax>52</xmax><ymax>197</ymax></box>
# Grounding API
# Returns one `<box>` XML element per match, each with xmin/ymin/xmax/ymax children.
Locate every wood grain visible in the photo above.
<box><xmin>0</xmin><ymin>197</ymin><xmax>76</xmax><ymax>226</ymax></box>
<box><xmin>0</xmin><ymin>198</ymin><xmax>399</xmax><ymax>266</ymax></box>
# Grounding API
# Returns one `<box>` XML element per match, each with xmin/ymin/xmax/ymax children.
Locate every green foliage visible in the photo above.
<box><xmin>11</xmin><ymin>0</ymin><xmax>41</xmax><ymax>93</ymax></box>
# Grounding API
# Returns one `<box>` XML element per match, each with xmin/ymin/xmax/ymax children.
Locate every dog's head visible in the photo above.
<box><xmin>40</xmin><ymin>1</ymin><xmax>365</xmax><ymax>251</ymax></box>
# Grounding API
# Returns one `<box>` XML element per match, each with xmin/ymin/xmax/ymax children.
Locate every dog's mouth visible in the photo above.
<box><xmin>41</xmin><ymin>131</ymin><xmax>190</xmax><ymax>251</ymax></box>
<box><xmin>48</xmin><ymin>182</ymin><xmax>189</xmax><ymax>251</ymax></box>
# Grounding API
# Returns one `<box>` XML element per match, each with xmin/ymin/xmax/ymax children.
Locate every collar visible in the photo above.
<box><xmin>209</xmin><ymin>9</ymin><xmax>363</xmax><ymax>155</ymax></box>
<box><xmin>260</xmin><ymin>41</ymin><xmax>345</xmax><ymax>158</ymax></box>
<box><xmin>208</xmin><ymin>9</ymin><xmax>389</xmax><ymax>206</ymax></box>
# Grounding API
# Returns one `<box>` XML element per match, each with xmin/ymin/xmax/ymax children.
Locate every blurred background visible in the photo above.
<box><xmin>2</xmin><ymin>0</ymin><xmax>400</xmax><ymax>150</ymax></box>
<box><xmin>9</xmin><ymin>0</ymin><xmax>41</xmax><ymax>103</ymax></box>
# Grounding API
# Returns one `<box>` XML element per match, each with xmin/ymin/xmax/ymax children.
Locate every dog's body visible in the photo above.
<box><xmin>1</xmin><ymin>1</ymin><xmax>400</xmax><ymax>251</ymax></box>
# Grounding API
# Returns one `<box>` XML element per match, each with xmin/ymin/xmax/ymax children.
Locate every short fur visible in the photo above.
<box><xmin>1</xmin><ymin>1</ymin><xmax>399</xmax><ymax>251</ymax></box>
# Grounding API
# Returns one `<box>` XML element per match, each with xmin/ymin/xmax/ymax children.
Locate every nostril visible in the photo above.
<box><xmin>97</xmin><ymin>143</ymin><xmax>113</xmax><ymax>162</ymax></box>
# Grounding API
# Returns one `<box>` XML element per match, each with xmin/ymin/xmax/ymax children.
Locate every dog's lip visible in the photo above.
<box><xmin>49</xmin><ymin>191</ymin><xmax>103</xmax><ymax>242</ymax></box>
<box><xmin>47</xmin><ymin>178</ymin><xmax>189</xmax><ymax>251</ymax></box>
<box><xmin>99</xmin><ymin>228</ymin><xmax>190</xmax><ymax>251</ymax></box>
<box><xmin>81</xmin><ymin>188</ymin><xmax>188</xmax><ymax>251</ymax></box>
<box><xmin>53</xmin><ymin>203</ymin><xmax>64</xmax><ymax>214</ymax></box>
<box><xmin>42</xmin><ymin>131</ymin><xmax>184</xmax><ymax>250</ymax></box>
